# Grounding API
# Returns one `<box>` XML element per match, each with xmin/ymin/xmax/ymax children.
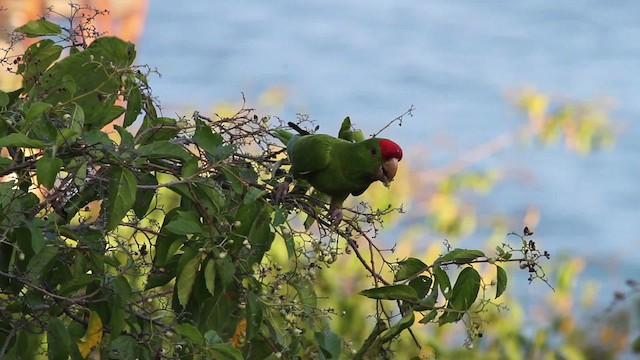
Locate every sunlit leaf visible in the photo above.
<box><xmin>76</xmin><ymin>311</ymin><xmax>103</xmax><ymax>358</ymax></box>
<box><xmin>439</xmin><ymin>267</ymin><xmax>481</xmax><ymax>325</ymax></box>
<box><xmin>177</xmin><ymin>247</ymin><xmax>201</xmax><ymax>306</ymax></box>
<box><xmin>16</xmin><ymin>19</ymin><xmax>62</xmax><ymax>37</ymax></box>
<box><xmin>204</xmin><ymin>259</ymin><xmax>216</xmax><ymax>296</ymax></box>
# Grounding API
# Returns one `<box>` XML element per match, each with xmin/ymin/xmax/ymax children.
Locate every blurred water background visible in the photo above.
<box><xmin>137</xmin><ymin>1</ymin><xmax>639</xmax><ymax>309</ymax></box>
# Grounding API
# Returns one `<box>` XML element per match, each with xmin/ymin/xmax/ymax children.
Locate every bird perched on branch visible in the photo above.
<box><xmin>274</xmin><ymin>120</ymin><xmax>403</xmax><ymax>225</ymax></box>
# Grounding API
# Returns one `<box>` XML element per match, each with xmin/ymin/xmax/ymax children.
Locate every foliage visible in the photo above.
<box><xmin>0</xmin><ymin>10</ymin><xmax>557</xmax><ymax>360</ymax></box>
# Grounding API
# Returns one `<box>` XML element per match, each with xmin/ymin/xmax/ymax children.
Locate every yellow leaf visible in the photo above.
<box><xmin>76</xmin><ymin>311</ymin><xmax>103</xmax><ymax>358</ymax></box>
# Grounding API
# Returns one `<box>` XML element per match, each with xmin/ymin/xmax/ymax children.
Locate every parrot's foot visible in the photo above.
<box><xmin>274</xmin><ymin>181</ymin><xmax>291</xmax><ymax>203</ymax></box>
<box><xmin>328</xmin><ymin>208</ymin><xmax>343</xmax><ymax>226</ymax></box>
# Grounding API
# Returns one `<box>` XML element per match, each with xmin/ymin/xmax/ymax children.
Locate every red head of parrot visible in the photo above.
<box><xmin>376</xmin><ymin>138</ymin><xmax>403</xmax><ymax>186</ymax></box>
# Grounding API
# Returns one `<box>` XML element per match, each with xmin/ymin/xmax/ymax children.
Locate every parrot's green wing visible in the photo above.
<box><xmin>288</xmin><ymin>134</ymin><xmax>334</xmax><ymax>176</ymax></box>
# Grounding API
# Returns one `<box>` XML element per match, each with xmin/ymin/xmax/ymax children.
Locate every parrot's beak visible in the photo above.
<box><xmin>380</xmin><ymin>158</ymin><xmax>399</xmax><ymax>187</ymax></box>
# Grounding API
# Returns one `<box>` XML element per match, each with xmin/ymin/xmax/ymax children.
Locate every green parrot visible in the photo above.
<box><xmin>274</xmin><ymin>122</ymin><xmax>403</xmax><ymax>224</ymax></box>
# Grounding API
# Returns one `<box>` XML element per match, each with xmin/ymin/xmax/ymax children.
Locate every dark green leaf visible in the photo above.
<box><xmin>408</xmin><ymin>275</ymin><xmax>432</xmax><ymax>299</ymax></box>
<box><xmin>110</xmin><ymin>276</ymin><xmax>132</xmax><ymax>336</ymax></box>
<box><xmin>360</xmin><ymin>284</ymin><xmax>419</xmax><ymax>302</ymax></box>
<box><xmin>246</xmin><ymin>291</ymin><xmax>262</xmax><ymax>340</ymax></box>
<box><xmin>436</xmin><ymin>248</ymin><xmax>485</xmax><ymax>265</ymax></box>
<box><xmin>175</xmin><ymin>323</ymin><xmax>203</xmax><ymax>345</ymax></box>
<box><xmin>221</xmin><ymin>166</ymin><xmax>243</xmax><ymax>194</ymax></box>
<box><xmin>419</xmin><ymin>310</ymin><xmax>438</xmax><ymax>324</ymax></box>
<box><xmin>47</xmin><ymin>318</ymin><xmax>71</xmax><ymax>360</ymax></box>
<box><xmin>244</xmin><ymin>187</ymin><xmax>267</xmax><ymax>205</ymax></box>
<box><xmin>211</xmin><ymin>343</ymin><xmax>243</xmax><ymax>360</ymax></box>
<box><xmin>496</xmin><ymin>265</ymin><xmax>507</xmax><ymax>299</ymax></box>
<box><xmin>0</xmin><ymin>90</ymin><xmax>8</xmax><ymax>107</ymax></box>
<box><xmin>105</xmin><ymin>166</ymin><xmax>137</xmax><ymax>231</ymax></box>
<box><xmin>165</xmin><ymin>218</ymin><xmax>202</xmax><ymax>235</ymax></box>
<box><xmin>35</xmin><ymin>154</ymin><xmax>62</xmax><ymax>189</ymax></box>
<box><xmin>0</xmin><ymin>132</ymin><xmax>44</xmax><ymax>148</ymax></box>
<box><xmin>16</xmin><ymin>19</ymin><xmax>62</xmax><ymax>37</ymax></box>
<box><xmin>109</xmin><ymin>335</ymin><xmax>138</xmax><ymax>360</ymax></box>
<box><xmin>379</xmin><ymin>312</ymin><xmax>415</xmax><ymax>343</ymax></box>
<box><xmin>123</xmin><ymin>85</ymin><xmax>142</xmax><ymax>128</ymax></box>
<box><xmin>315</xmin><ymin>329</ymin><xmax>341</xmax><ymax>360</ymax></box>
<box><xmin>137</xmin><ymin>141</ymin><xmax>192</xmax><ymax>161</ymax></box>
<box><xmin>439</xmin><ymin>267</ymin><xmax>481</xmax><ymax>325</ymax></box>
<box><xmin>27</xmin><ymin>245</ymin><xmax>59</xmax><ymax>284</ymax></box>
<box><xmin>132</xmin><ymin>172</ymin><xmax>157</xmax><ymax>219</ymax></box>
<box><xmin>194</xmin><ymin>122</ymin><xmax>222</xmax><ymax>156</ymax></box>
<box><xmin>395</xmin><ymin>257</ymin><xmax>428</xmax><ymax>282</ymax></box>
<box><xmin>433</xmin><ymin>266</ymin><xmax>452</xmax><ymax>299</ymax></box>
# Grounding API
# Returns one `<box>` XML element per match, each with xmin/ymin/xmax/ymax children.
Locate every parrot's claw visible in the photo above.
<box><xmin>274</xmin><ymin>181</ymin><xmax>290</xmax><ymax>203</ymax></box>
<box><xmin>328</xmin><ymin>208</ymin><xmax>343</xmax><ymax>227</ymax></box>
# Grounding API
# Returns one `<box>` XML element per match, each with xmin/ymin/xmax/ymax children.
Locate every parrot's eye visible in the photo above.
<box><xmin>370</xmin><ymin>148</ymin><xmax>377</xmax><ymax>156</ymax></box>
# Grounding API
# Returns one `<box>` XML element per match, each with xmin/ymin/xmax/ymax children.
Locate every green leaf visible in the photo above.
<box><xmin>379</xmin><ymin>312</ymin><xmax>415</xmax><ymax>343</ymax></box>
<box><xmin>165</xmin><ymin>218</ymin><xmax>203</xmax><ymax>235</ymax></box>
<box><xmin>408</xmin><ymin>275</ymin><xmax>432</xmax><ymax>299</ymax></box>
<box><xmin>175</xmin><ymin>323</ymin><xmax>204</xmax><ymax>345</ymax></box>
<box><xmin>105</xmin><ymin>166</ymin><xmax>137</xmax><ymax>231</ymax></box>
<box><xmin>0</xmin><ymin>132</ymin><xmax>45</xmax><ymax>148</ymax></box>
<box><xmin>439</xmin><ymin>267</ymin><xmax>481</xmax><ymax>325</ymax></box>
<box><xmin>35</xmin><ymin>154</ymin><xmax>62</xmax><ymax>189</ymax></box>
<box><xmin>110</xmin><ymin>276</ymin><xmax>132</xmax><ymax>336</ymax></box>
<box><xmin>26</xmin><ymin>101</ymin><xmax>52</xmax><ymax>123</ymax></box>
<box><xmin>0</xmin><ymin>90</ymin><xmax>8</xmax><ymax>107</ymax></box>
<box><xmin>246</xmin><ymin>291</ymin><xmax>263</xmax><ymax>340</ymax></box>
<box><xmin>204</xmin><ymin>259</ymin><xmax>216</xmax><ymax>296</ymax></box>
<box><xmin>315</xmin><ymin>329</ymin><xmax>342</xmax><ymax>360</ymax></box>
<box><xmin>436</xmin><ymin>248</ymin><xmax>485</xmax><ymax>265</ymax></box>
<box><xmin>221</xmin><ymin>166</ymin><xmax>244</xmax><ymax>194</ymax></box>
<box><xmin>137</xmin><ymin>141</ymin><xmax>192</xmax><ymax>161</ymax></box>
<box><xmin>177</xmin><ymin>247</ymin><xmax>201</xmax><ymax>306</ymax></box>
<box><xmin>496</xmin><ymin>265</ymin><xmax>507</xmax><ymax>299</ymax></box>
<box><xmin>109</xmin><ymin>335</ymin><xmax>138</xmax><ymax>360</ymax></box>
<box><xmin>132</xmin><ymin>172</ymin><xmax>157</xmax><ymax>219</ymax></box>
<box><xmin>360</xmin><ymin>284</ymin><xmax>419</xmax><ymax>302</ymax></box>
<box><xmin>204</xmin><ymin>330</ymin><xmax>222</xmax><ymax>346</ymax></box>
<box><xmin>211</xmin><ymin>343</ymin><xmax>243</xmax><ymax>360</ymax></box>
<box><xmin>47</xmin><ymin>318</ymin><xmax>71</xmax><ymax>360</ymax></box>
<box><xmin>433</xmin><ymin>265</ymin><xmax>452</xmax><ymax>299</ymax></box>
<box><xmin>123</xmin><ymin>86</ymin><xmax>142</xmax><ymax>128</ymax></box>
<box><xmin>27</xmin><ymin>245</ymin><xmax>59</xmax><ymax>284</ymax></box>
<box><xmin>194</xmin><ymin>122</ymin><xmax>222</xmax><ymax>156</ymax></box>
<box><xmin>243</xmin><ymin>187</ymin><xmax>268</xmax><ymax>204</ymax></box>
<box><xmin>16</xmin><ymin>19</ymin><xmax>62</xmax><ymax>37</ymax></box>
<box><xmin>395</xmin><ymin>257</ymin><xmax>428</xmax><ymax>282</ymax></box>
<box><xmin>419</xmin><ymin>310</ymin><xmax>438</xmax><ymax>324</ymax></box>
